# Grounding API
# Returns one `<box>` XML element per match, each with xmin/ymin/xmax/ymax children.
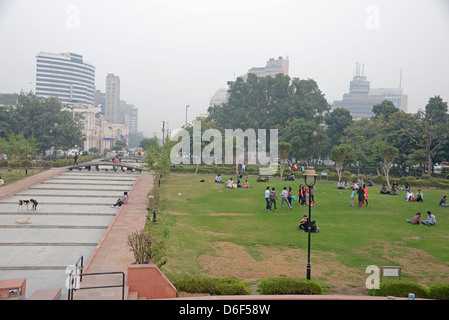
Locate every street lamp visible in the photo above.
<box><xmin>303</xmin><ymin>166</ymin><xmax>317</xmax><ymax>280</ymax></box>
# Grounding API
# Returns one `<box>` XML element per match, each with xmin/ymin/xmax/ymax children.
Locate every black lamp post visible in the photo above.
<box><xmin>303</xmin><ymin>166</ymin><xmax>317</xmax><ymax>280</ymax></box>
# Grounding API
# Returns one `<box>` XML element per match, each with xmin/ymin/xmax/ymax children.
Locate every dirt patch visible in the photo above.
<box><xmin>197</xmin><ymin>241</ymin><xmax>364</xmax><ymax>293</ymax></box>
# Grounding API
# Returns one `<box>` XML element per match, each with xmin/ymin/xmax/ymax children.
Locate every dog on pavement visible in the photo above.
<box><xmin>15</xmin><ymin>217</ymin><xmax>31</xmax><ymax>224</ymax></box>
<box><xmin>18</xmin><ymin>199</ymin><xmax>38</xmax><ymax>211</ymax></box>
<box><xmin>30</xmin><ymin>199</ymin><xmax>38</xmax><ymax>210</ymax></box>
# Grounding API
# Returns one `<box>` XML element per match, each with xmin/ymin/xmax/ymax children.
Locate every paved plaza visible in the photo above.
<box><xmin>0</xmin><ymin>168</ymin><xmax>141</xmax><ymax>299</ymax></box>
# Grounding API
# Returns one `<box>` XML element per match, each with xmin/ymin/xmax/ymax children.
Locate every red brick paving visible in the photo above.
<box><xmin>72</xmin><ymin>171</ymin><xmax>153</xmax><ymax>300</ymax></box>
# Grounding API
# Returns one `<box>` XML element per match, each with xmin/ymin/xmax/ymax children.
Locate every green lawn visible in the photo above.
<box><xmin>153</xmin><ymin>172</ymin><xmax>449</xmax><ymax>293</ymax></box>
<box><xmin>0</xmin><ymin>168</ymin><xmax>44</xmax><ymax>185</ymax></box>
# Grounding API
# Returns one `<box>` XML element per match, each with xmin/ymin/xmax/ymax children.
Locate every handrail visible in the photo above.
<box><xmin>68</xmin><ymin>271</ymin><xmax>125</xmax><ymax>300</ymax></box>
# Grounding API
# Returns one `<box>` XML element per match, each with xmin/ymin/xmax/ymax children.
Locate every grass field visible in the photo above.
<box><xmin>153</xmin><ymin>172</ymin><xmax>449</xmax><ymax>294</ymax></box>
<box><xmin>0</xmin><ymin>168</ymin><xmax>44</xmax><ymax>185</ymax></box>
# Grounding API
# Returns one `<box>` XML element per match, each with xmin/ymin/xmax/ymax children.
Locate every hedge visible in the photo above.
<box><xmin>369</xmin><ymin>280</ymin><xmax>428</xmax><ymax>298</ymax></box>
<box><xmin>170</xmin><ymin>274</ymin><xmax>251</xmax><ymax>296</ymax></box>
<box><xmin>258</xmin><ymin>277</ymin><xmax>323</xmax><ymax>295</ymax></box>
<box><xmin>428</xmin><ymin>283</ymin><xmax>449</xmax><ymax>300</ymax></box>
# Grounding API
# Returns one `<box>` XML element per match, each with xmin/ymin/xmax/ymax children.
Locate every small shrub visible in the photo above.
<box><xmin>171</xmin><ymin>274</ymin><xmax>250</xmax><ymax>295</ymax></box>
<box><xmin>421</xmin><ymin>174</ymin><xmax>430</xmax><ymax>180</ymax></box>
<box><xmin>428</xmin><ymin>283</ymin><xmax>449</xmax><ymax>300</ymax></box>
<box><xmin>258</xmin><ymin>277</ymin><xmax>323</xmax><ymax>295</ymax></box>
<box><xmin>373</xmin><ymin>175</ymin><xmax>385</xmax><ymax>184</ymax></box>
<box><xmin>370</xmin><ymin>280</ymin><xmax>428</xmax><ymax>298</ymax></box>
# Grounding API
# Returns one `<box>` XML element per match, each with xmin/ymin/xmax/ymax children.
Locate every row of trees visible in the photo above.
<box><xmin>0</xmin><ymin>92</ymin><xmax>85</xmax><ymax>156</ymax></box>
<box><xmin>206</xmin><ymin>73</ymin><xmax>449</xmax><ymax>182</ymax></box>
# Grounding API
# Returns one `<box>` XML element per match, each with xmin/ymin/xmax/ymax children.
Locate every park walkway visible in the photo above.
<box><xmin>69</xmin><ymin>171</ymin><xmax>153</xmax><ymax>300</ymax></box>
<box><xmin>0</xmin><ymin>163</ymin><xmax>152</xmax><ymax>300</ymax></box>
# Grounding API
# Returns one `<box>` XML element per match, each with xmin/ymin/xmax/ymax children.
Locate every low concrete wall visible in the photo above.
<box><xmin>127</xmin><ymin>264</ymin><xmax>176</xmax><ymax>299</ymax></box>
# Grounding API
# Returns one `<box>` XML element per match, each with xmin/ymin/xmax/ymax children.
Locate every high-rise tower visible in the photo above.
<box><xmin>105</xmin><ymin>73</ymin><xmax>120</xmax><ymax>124</ymax></box>
<box><xmin>35</xmin><ymin>52</ymin><xmax>96</xmax><ymax>106</ymax></box>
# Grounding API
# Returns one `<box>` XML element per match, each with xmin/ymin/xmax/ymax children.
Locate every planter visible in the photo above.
<box><xmin>127</xmin><ymin>263</ymin><xmax>176</xmax><ymax>299</ymax></box>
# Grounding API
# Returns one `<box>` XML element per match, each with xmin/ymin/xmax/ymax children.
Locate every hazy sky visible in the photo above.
<box><xmin>1</xmin><ymin>0</ymin><xmax>448</xmax><ymax>138</ymax></box>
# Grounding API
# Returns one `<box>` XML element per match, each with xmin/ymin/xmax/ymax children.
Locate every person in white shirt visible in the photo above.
<box><xmin>215</xmin><ymin>174</ymin><xmax>224</xmax><ymax>183</ymax></box>
<box><xmin>265</xmin><ymin>186</ymin><xmax>271</xmax><ymax>211</ymax></box>
<box><xmin>405</xmin><ymin>190</ymin><xmax>414</xmax><ymax>201</ymax></box>
<box><xmin>422</xmin><ymin>211</ymin><xmax>436</xmax><ymax>226</ymax></box>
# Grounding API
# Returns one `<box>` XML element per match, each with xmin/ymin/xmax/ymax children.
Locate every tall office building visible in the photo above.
<box><xmin>247</xmin><ymin>56</ymin><xmax>289</xmax><ymax>78</ymax></box>
<box><xmin>120</xmin><ymin>100</ymin><xmax>138</xmax><ymax>134</ymax></box>
<box><xmin>333</xmin><ymin>62</ymin><xmax>408</xmax><ymax>119</ymax></box>
<box><xmin>105</xmin><ymin>73</ymin><xmax>120</xmax><ymax>124</ymax></box>
<box><xmin>35</xmin><ymin>52</ymin><xmax>95</xmax><ymax>106</ymax></box>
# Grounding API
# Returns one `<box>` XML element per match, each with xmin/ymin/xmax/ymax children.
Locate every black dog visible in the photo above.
<box><xmin>30</xmin><ymin>199</ymin><xmax>38</xmax><ymax>210</ymax></box>
<box><xmin>18</xmin><ymin>199</ymin><xmax>38</xmax><ymax>211</ymax></box>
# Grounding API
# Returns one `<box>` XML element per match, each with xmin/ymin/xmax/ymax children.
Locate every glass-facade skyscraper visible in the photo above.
<box><xmin>35</xmin><ymin>52</ymin><xmax>96</xmax><ymax>106</ymax></box>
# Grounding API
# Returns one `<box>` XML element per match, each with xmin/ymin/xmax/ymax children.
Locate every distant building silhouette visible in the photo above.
<box><xmin>210</xmin><ymin>56</ymin><xmax>289</xmax><ymax>107</ymax></box>
<box><xmin>333</xmin><ymin>62</ymin><xmax>408</xmax><ymax>119</ymax></box>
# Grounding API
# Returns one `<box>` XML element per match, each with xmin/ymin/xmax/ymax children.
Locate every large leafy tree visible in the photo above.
<box><xmin>6</xmin><ymin>92</ymin><xmax>84</xmax><ymax>154</ymax></box>
<box><xmin>281</xmin><ymin>118</ymin><xmax>329</xmax><ymax>162</ymax></box>
<box><xmin>325</xmin><ymin>107</ymin><xmax>353</xmax><ymax>147</ymax></box>
<box><xmin>406</xmin><ymin>96</ymin><xmax>449</xmax><ymax>176</ymax></box>
<box><xmin>207</xmin><ymin>74</ymin><xmax>330</xmax><ymax>131</ymax></box>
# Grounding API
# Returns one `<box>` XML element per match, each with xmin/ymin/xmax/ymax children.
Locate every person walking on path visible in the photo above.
<box><xmin>73</xmin><ymin>153</ymin><xmax>79</xmax><ymax>166</ymax></box>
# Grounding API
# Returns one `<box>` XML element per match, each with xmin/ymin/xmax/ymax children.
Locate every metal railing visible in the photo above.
<box><xmin>67</xmin><ymin>256</ymin><xmax>125</xmax><ymax>300</ymax></box>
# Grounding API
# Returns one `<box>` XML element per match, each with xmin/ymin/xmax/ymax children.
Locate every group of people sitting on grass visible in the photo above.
<box><xmin>407</xmin><ymin>211</ymin><xmax>437</xmax><ymax>226</ymax></box>
<box><xmin>337</xmin><ymin>177</ymin><xmax>374</xmax><ymax>190</ymax></box>
<box><xmin>215</xmin><ymin>173</ymin><xmax>249</xmax><ymax>189</ymax></box>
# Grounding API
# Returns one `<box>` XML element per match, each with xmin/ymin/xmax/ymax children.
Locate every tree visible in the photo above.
<box><xmin>325</xmin><ymin>107</ymin><xmax>353</xmax><ymax>147</ymax></box>
<box><xmin>406</xmin><ymin>97</ymin><xmax>449</xmax><ymax>177</ymax></box>
<box><xmin>139</xmin><ymin>138</ymin><xmax>158</xmax><ymax>151</ymax></box>
<box><xmin>278</xmin><ymin>142</ymin><xmax>291</xmax><ymax>179</ymax></box>
<box><xmin>330</xmin><ymin>144</ymin><xmax>357</xmax><ymax>182</ymax></box>
<box><xmin>380</xmin><ymin>144</ymin><xmax>399</xmax><ymax>187</ymax></box>
<box><xmin>6</xmin><ymin>92</ymin><xmax>83</xmax><ymax>154</ymax></box>
<box><xmin>372</xmin><ymin>100</ymin><xmax>399</xmax><ymax>118</ymax></box>
<box><xmin>281</xmin><ymin>118</ymin><xmax>329</xmax><ymax>162</ymax></box>
<box><xmin>112</xmin><ymin>140</ymin><xmax>127</xmax><ymax>152</ymax></box>
<box><xmin>207</xmin><ymin>75</ymin><xmax>330</xmax><ymax>131</ymax></box>
<box><xmin>53</xmin><ymin>123</ymin><xmax>84</xmax><ymax>154</ymax></box>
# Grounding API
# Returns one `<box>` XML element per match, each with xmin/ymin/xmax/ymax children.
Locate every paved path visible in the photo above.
<box><xmin>0</xmin><ymin>166</ymin><xmax>147</xmax><ymax>299</ymax></box>
<box><xmin>72</xmin><ymin>171</ymin><xmax>153</xmax><ymax>300</ymax></box>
